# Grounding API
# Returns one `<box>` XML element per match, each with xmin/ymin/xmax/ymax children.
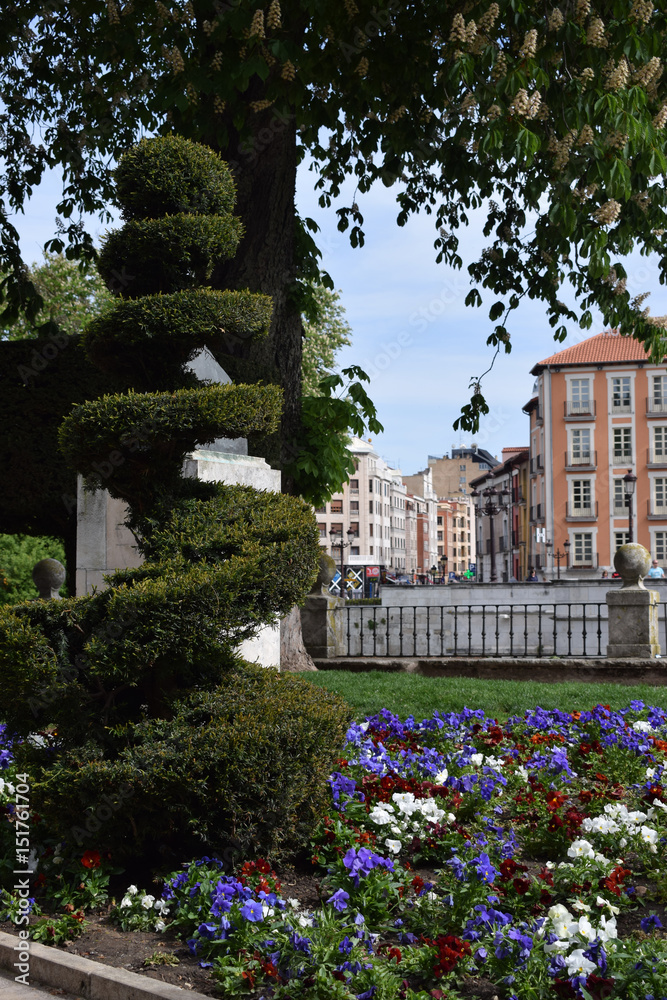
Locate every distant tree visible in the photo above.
<box><xmin>0</xmin><ymin>534</ymin><xmax>66</xmax><ymax>605</ymax></box>
<box><xmin>301</xmin><ymin>283</ymin><xmax>352</xmax><ymax>396</ymax></box>
<box><xmin>0</xmin><ymin>253</ymin><xmax>112</xmax><ymax>341</ymax></box>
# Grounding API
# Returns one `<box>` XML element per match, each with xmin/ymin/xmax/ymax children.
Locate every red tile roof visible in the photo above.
<box><xmin>532</xmin><ymin>330</ymin><xmax>653</xmax><ymax>373</ymax></box>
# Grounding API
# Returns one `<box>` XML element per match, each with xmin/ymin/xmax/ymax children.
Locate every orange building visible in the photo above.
<box><xmin>525</xmin><ymin>330</ymin><xmax>667</xmax><ymax>576</ymax></box>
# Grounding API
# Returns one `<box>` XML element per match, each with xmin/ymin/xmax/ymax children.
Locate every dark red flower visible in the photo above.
<box><xmin>81</xmin><ymin>850</ymin><xmax>101</xmax><ymax>869</ymax></box>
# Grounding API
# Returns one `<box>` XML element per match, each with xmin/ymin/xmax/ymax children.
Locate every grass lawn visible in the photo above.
<box><xmin>302</xmin><ymin>668</ymin><xmax>667</xmax><ymax>722</ymax></box>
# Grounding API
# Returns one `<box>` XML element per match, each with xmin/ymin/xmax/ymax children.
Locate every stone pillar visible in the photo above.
<box><xmin>607</xmin><ymin>543</ymin><xmax>661</xmax><ymax>658</ymax></box>
<box><xmin>301</xmin><ymin>553</ymin><xmax>347</xmax><ymax>659</ymax></box>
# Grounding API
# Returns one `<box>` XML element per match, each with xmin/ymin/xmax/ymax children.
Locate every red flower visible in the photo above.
<box><xmin>81</xmin><ymin>850</ymin><xmax>101</xmax><ymax>869</ymax></box>
<box><xmin>513</xmin><ymin>877</ymin><xmax>531</xmax><ymax>895</ymax></box>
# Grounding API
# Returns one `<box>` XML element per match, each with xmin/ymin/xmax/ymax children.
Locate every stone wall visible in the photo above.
<box><xmin>380</xmin><ymin>579</ymin><xmax>667</xmax><ymax>608</ymax></box>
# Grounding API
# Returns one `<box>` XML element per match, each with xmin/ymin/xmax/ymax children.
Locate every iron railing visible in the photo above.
<box><xmin>338</xmin><ymin>602</ymin><xmax>667</xmax><ymax>658</ymax></box>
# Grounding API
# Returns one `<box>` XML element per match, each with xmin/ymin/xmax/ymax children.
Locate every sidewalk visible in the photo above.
<box><xmin>0</xmin><ymin>967</ymin><xmax>82</xmax><ymax>998</ymax></box>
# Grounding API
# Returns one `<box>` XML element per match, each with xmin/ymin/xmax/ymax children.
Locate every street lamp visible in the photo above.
<box><xmin>546</xmin><ymin>539</ymin><xmax>570</xmax><ymax>580</ymax></box>
<box><xmin>430</xmin><ymin>564</ymin><xmax>438</xmax><ymax>584</ymax></box>
<box><xmin>471</xmin><ymin>485</ymin><xmax>511</xmax><ymax>583</ymax></box>
<box><xmin>329</xmin><ymin>526</ymin><xmax>355</xmax><ymax>598</ymax></box>
<box><xmin>623</xmin><ymin>469</ymin><xmax>637</xmax><ymax>543</ymax></box>
<box><xmin>439</xmin><ymin>554</ymin><xmax>448</xmax><ymax>582</ymax></box>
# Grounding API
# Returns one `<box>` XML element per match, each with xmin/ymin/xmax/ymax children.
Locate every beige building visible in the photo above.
<box><xmin>426</xmin><ymin>445</ymin><xmax>499</xmax><ymax>497</ymax></box>
<box><xmin>437</xmin><ymin>495</ymin><xmax>476</xmax><ymax>578</ymax></box>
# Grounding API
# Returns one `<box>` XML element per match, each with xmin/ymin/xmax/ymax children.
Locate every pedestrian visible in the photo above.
<box><xmin>526</xmin><ymin>568</ymin><xmax>538</xmax><ymax>582</ymax></box>
<box><xmin>647</xmin><ymin>559</ymin><xmax>665</xmax><ymax>579</ymax></box>
<box><xmin>601</xmin><ymin>570</ymin><xmax>609</xmax><ymax>579</ymax></box>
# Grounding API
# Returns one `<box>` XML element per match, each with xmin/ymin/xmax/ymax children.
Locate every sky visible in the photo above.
<box><xmin>11</xmin><ymin>159</ymin><xmax>667</xmax><ymax>479</ymax></box>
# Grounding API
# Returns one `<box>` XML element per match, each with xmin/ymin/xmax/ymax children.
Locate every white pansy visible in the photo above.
<box><xmin>154</xmin><ymin>900</ymin><xmax>170</xmax><ymax>915</ymax></box>
<box><xmin>392</xmin><ymin>792</ymin><xmax>418</xmax><ymax>816</ymax></box>
<box><xmin>595</xmin><ymin>896</ymin><xmax>619</xmax><ymax>915</ymax></box>
<box><xmin>155</xmin><ymin>919</ymin><xmax>166</xmax><ymax>932</ymax></box>
<box><xmin>567</xmin><ymin>839</ymin><xmax>595</xmax><ymax>859</ymax></box>
<box><xmin>368</xmin><ymin>805</ymin><xmax>394</xmax><ymax>825</ymax></box>
<box><xmin>633</xmin><ymin>720</ymin><xmax>653</xmax><ymax>732</ymax></box>
<box><xmin>141</xmin><ymin>894</ymin><xmax>155</xmax><ymax>909</ymax></box>
<box><xmin>434</xmin><ymin>769</ymin><xmax>448</xmax><ymax>784</ymax></box>
<box><xmin>287</xmin><ymin>898</ymin><xmax>300</xmax><ymax>909</ymax></box>
<box><xmin>572</xmin><ymin>899</ymin><xmax>591</xmax><ymax>913</ymax></box>
<box><xmin>599</xmin><ymin>915</ymin><xmax>617</xmax><ymax>941</ymax></box>
<box><xmin>262</xmin><ymin>904</ymin><xmax>275</xmax><ymax>917</ymax></box>
<box><xmin>297</xmin><ymin>913</ymin><xmax>315</xmax><ymax>927</ymax></box>
<box><xmin>647</xmin><ymin>767</ymin><xmax>657</xmax><ymax>778</ymax></box>
<box><xmin>577</xmin><ymin>915</ymin><xmax>596</xmax><ymax>942</ymax></box>
<box><xmin>652</xmin><ymin>798</ymin><xmax>667</xmax><ymax>813</ymax></box>
<box><xmin>565</xmin><ymin>949</ymin><xmax>596</xmax><ymax>977</ymax></box>
<box><xmin>470</xmin><ymin>753</ymin><xmax>484</xmax><ymax>767</ymax></box>
<box><xmin>447</xmin><ymin>813</ymin><xmax>456</xmax><ymax>823</ymax></box>
<box><xmin>390</xmin><ymin>825</ymin><xmax>402</xmax><ymax>836</ymax></box>
<box><xmin>385</xmin><ymin>839</ymin><xmax>402</xmax><ymax>854</ymax></box>
<box><xmin>582</xmin><ymin>814</ymin><xmax>619</xmax><ymax>835</ymax></box>
<box><xmin>126</xmin><ymin>885</ymin><xmax>139</xmax><ymax>895</ymax></box>
<box><xmin>640</xmin><ymin>825</ymin><xmax>659</xmax><ymax>851</ymax></box>
<box><xmin>120</xmin><ymin>896</ymin><xmax>133</xmax><ymax>908</ymax></box>
<box><xmin>514</xmin><ymin>766</ymin><xmax>529</xmax><ymax>782</ymax></box>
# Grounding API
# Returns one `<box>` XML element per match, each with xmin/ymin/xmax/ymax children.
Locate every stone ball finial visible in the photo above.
<box><xmin>311</xmin><ymin>551</ymin><xmax>337</xmax><ymax>594</ymax></box>
<box><xmin>613</xmin><ymin>543</ymin><xmax>651</xmax><ymax>590</ymax></box>
<box><xmin>32</xmin><ymin>559</ymin><xmax>66</xmax><ymax>600</ymax></box>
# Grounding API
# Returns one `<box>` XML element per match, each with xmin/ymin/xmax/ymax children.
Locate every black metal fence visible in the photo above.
<box><xmin>340</xmin><ymin>603</ymin><xmax>667</xmax><ymax>658</ymax></box>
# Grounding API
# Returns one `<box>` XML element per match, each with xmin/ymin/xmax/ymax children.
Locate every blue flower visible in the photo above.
<box><xmin>640</xmin><ymin>913</ymin><xmax>663</xmax><ymax>932</ymax></box>
<box><xmin>240</xmin><ymin>900</ymin><xmax>263</xmax><ymax>922</ymax></box>
<box><xmin>473</xmin><ymin>852</ymin><xmax>497</xmax><ymax>883</ymax></box>
<box><xmin>327</xmin><ymin>889</ymin><xmax>350</xmax><ymax>912</ymax></box>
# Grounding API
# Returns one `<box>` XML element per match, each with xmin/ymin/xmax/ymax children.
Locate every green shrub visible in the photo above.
<box><xmin>82</xmin><ymin>288</ymin><xmax>272</xmax><ymax>387</ymax></box>
<box><xmin>114</xmin><ymin>135</ymin><xmax>237</xmax><ymax>221</ymax></box>
<box><xmin>20</xmin><ymin>662</ymin><xmax>353</xmax><ymax>864</ymax></box>
<box><xmin>97</xmin><ymin>215</ymin><xmax>243</xmax><ymax>298</ymax></box>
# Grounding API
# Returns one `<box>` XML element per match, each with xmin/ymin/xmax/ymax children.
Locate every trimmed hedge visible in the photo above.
<box><xmin>97</xmin><ymin>214</ymin><xmax>243</xmax><ymax>298</ymax></box>
<box><xmin>18</xmin><ymin>663</ymin><xmax>352</xmax><ymax>863</ymax></box>
<box><xmin>58</xmin><ymin>383</ymin><xmax>283</xmax><ymax>500</ymax></box>
<box><xmin>114</xmin><ymin>135</ymin><xmax>237</xmax><ymax>221</ymax></box>
<box><xmin>82</xmin><ymin>288</ymin><xmax>272</xmax><ymax>386</ymax></box>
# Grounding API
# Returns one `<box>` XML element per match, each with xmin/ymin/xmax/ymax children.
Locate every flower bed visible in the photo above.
<box><xmin>3</xmin><ymin>703</ymin><xmax>667</xmax><ymax>998</ymax></box>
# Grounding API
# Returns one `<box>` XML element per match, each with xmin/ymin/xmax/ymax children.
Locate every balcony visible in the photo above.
<box><xmin>530</xmin><ymin>455</ymin><xmax>544</xmax><ymax>473</ymax></box>
<box><xmin>612</xmin><ymin>502</ymin><xmax>629</xmax><ymax>517</ymax></box>
<box><xmin>530</xmin><ymin>503</ymin><xmax>544</xmax><ymax>522</ymax></box>
<box><xmin>612</xmin><ymin>450</ymin><xmax>633</xmax><ymax>466</ymax></box>
<box><xmin>564</xmin><ymin>400</ymin><xmax>596</xmax><ymax>419</ymax></box>
<box><xmin>648</xmin><ymin>448</ymin><xmax>667</xmax><ymax>468</ymax></box>
<box><xmin>611</xmin><ymin>401</ymin><xmax>632</xmax><ymax>414</ymax></box>
<box><xmin>570</xmin><ymin>553</ymin><xmax>599</xmax><ymax>570</ymax></box>
<box><xmin>648</xmin><ymin>500</ymin><xmax>667</xmax><ymax>520</ymax></box>
<box><xmin>566</xmin><ymin>501</ymin><xmax>598</xmax><ymax>521</ymax></box>
<box><xmin>647</xmin><ymin>400</ymin><xmax>667</xmax><ymax>417</ymax></box>
<box><xmin>565</xmin><ymin>450</ymin><xmax>597</xmax><ymax>470</ymax></box>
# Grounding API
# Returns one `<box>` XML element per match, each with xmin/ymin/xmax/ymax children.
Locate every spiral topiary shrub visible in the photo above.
<box><xmin>0</xmin><ymin>136</ymin><xmax>343</xmax><ymax>864</ymax></box>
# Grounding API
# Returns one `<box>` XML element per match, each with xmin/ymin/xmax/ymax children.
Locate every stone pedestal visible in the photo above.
<box><xmin>606</xmin><ymin>542</ymin><xmax>661</xmax><ymax>658</ymax></box>
<box><xmin>607</xmin><ymin>589</ymin><xmax>661</xmax><ymax>657</ymax></box>
<box><xmin>301</xmin><ymin>592</ymin><xmax>347</xmax><ymax>659</ymax></box>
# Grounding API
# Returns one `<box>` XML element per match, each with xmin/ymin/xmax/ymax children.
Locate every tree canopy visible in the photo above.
<box><xmin>1</xmin><ymin>0</ymin><xmax>667</xmax><ymax>433</ymax></box>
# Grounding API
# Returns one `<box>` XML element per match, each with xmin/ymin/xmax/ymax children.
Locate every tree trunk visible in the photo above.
<box><xmin>279</xmin><ymin>605</ymin><xmax>317</xmax><ymax>672</ymax></box>
<box><xmin>209</xmin><ymin>110</ymin><xmax>314</xmax><ymax>668</ymax></box>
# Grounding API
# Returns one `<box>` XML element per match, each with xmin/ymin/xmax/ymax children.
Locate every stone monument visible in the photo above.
<box><xmin>32</xmin><ymin>558</ymin><xmax>66</xmax><ymax>600</ymax></box>
<box><xmin>75</xmin><ymin>348</ymin><xmax>282</xmax><ymax>666</ymax></box>
<box><xmin>606</xmin><ymin>543</ymin><xmax>661</xmax><ymax>658</ymax></box>
<box><xmin>301</xmin><ymin>551</ymin><xmax>347</xmax><ymax>660</ymax></box>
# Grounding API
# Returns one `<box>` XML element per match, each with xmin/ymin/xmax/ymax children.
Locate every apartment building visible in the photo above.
<box><xmin>470</xmin><ymin>447</ymin><xmax>530</xmax><ymax>581</ymax></box>
<box><xmin>315</xmin><ymin>437</ymin><xmax>409</xmax><ymax>593</ymax></box>
<box><xmin>402</xmin><ymin>466</ymin><xmax>439</xmax><ymax>580</ymax></box>
<box><xmin>426</xmin><ymin>445</ymin><xmax>499</xmax><ymax>496</ymax></box>
<box><xmin>525</xmin><ymin>329</ymin><xmax>667</xmax><ymax>574</ymax></box>
<box><xmin>437</xmin><ymin>496</ymin><xmax>476</xmax><ymax>577</ymax></box>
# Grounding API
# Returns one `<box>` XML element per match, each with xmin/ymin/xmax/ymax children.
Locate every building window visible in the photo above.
<box><xmin>614</xmin><ymin>531</ymin><xmax>630</xmax><ymax>549</ymax></box>
<box><xmin>652</xmin><ymin>427</ymin><xmax>667</xmax><ymax>462</ymax></box>
<box><xmin>330</xmin><ymin>522</ymin><xmax>343</xmax><ymax>536</ymax></box>
<box><xmin>369</xmin><ymin>500</ymin><xmax>373</xmax><ymax>514</ymax></box>
<box><xmin>613</xmin><ymin>478</ymin><xmax>627</xmax><ymax>515</ymax></box>
<box><xmin>437</xmin><ymin>516</ymin><xmax>443</xmax><ymax>525</ymax></box>
<box><xmin>314</xmin><ymin>506</ymin><xmax>326</xmax><ymax>514</ymax></box>
<box><xmin>330</xmin><ymin>499</ymin><xmax>343</xmax><ymax>513</ymax></box>
<box><xmin>350</xmin><ymin>479</ymin><xmax>359</xmax><ymax>489</ymax></box>
<box><xmin>652</xmin><ymin>375</ymin><xmax>667</xmax><ymax>412</ymax></box>
<box><xmin>571</xmin><ymin>479</ymin><xmax>592</xmax><ymax>514</ymax></box>
<box><xmin>318</xmin><ymin>523</ymin><xmax>327</xmax><ymax>539</ymax></box>
<box><xmin>573</xmin><ymin>532</ymin><xmax>593</xmax><ymax>564</ymax></box>
<box><xmin>459</xmin><ymin>464</ymin><xmax>466</xmax><ymax>470</ymax></box>
<box><xmin>369</xmin><ymin>524</ymin><xmax>373</xmax><ymax>536</ymax></box>
<box><xmin>569</xmin><ymin>428</ymin><xmax>591</xmax><ymax>463</ymax></box>
<box><xmin>655</xmin><ymin>532</ymin><xmax>667</xmax><ymax>562</ymax></box>
<box><xmin>351</xmin><ymin>546</ymin><xmax>360</xmax><ymax>555</ymax></box>
<box><xmin>350</xmin><ymin>501</ymin><xmax>359</xmax><ymax>512</ymax></box>
<box><xmin>437</xmin><ymin>531</ymin><xmax>443</xmax><ymax>541</ymax></box>
<box><xmin>612</xmin><ymin>376</ymin><xmax>631</xmax><ymax>411</ymax></box>
<box><xmin>369</xmin><ymin>545</ymin><xmax>373</xmax><ymax>555</ymax></box>
<box><xmin>569</xmin><ymin>377</ymin><xmax>591</xmax><ymax>413</ymax></box>
<box><xmin>369</xmin><ymin>479</ymin><xmax>374</xmax><ymax>493</ymax></box>
<box><xmin>612</xmin><ymin>427</ymin><xmax>632</xmax><ymax>462</ymax></box>
<box><xmin>653</xmin><ymin>478</ymin><xmax>667</xmax><ymax>512</ymax></box>
<box><xmin>349</xmin><ymin>521</ymin><xmax>359</xmax><ymax>536</ymax></box>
